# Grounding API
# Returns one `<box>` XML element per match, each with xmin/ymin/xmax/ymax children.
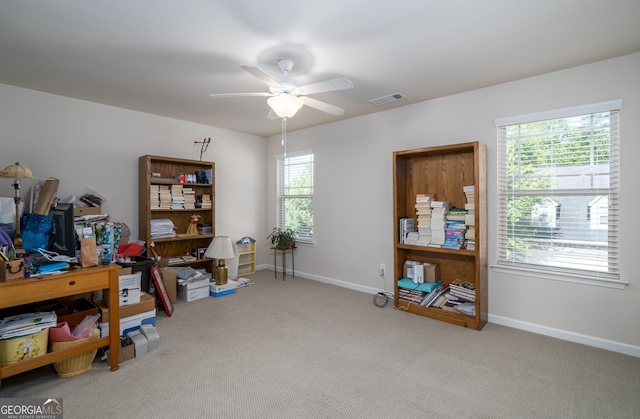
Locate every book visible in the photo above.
<box><xmin>397</xmin><ymin>277</ymin><xmax>442</xmax><ymax>293</ymax></box>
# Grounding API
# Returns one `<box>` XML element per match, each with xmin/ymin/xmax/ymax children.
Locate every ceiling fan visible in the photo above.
<box><xmin>209</xmin><ymin>59</ymin><xmax>353</xmax><ymax>119</ymax></box>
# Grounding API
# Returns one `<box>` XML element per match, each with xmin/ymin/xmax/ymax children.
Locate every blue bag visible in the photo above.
<box><xmin>21</xmin><ymin>213</ymin><xmax>53</xmax><ymax>253</ymax></box>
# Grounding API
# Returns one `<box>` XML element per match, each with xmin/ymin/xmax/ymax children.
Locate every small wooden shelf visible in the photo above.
<box><xmin>236</xmin><ymin>238</ymin><xmax>256</xmax><ymax>276</ymax></box>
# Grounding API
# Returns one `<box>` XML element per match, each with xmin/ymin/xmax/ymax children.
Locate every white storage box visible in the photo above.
<box><xmin>127</xmin><ymin>330</ymin><xmax>148</xmax><ymax>357</ymax></box>
<box><xmin>99</xmin><ymin>309</ymin><xmax>156</xmax><ymax>338</ymax></box>
<box><xmin>118</xmin><ymin>272</ymin><xmax>142</xmax><ymax>306</ymax></box>
<box><xmin>210</xmin><ymin>280</ymin><xmax>238</xmax><ymax>294</ymax></box>
<box><xmin>180</xmin><ymin>276</ymin><xmax>210</xmax><ymax>302</ymax></box>
<box><xmin>180</xmin><ymin>285</ymin><xmax>209</xmax><ymax>302</ymax></box>
<box><xmin>139</xmin><ymin>324</ymin><xmax>160</xmax><ymax>352</ymax></box>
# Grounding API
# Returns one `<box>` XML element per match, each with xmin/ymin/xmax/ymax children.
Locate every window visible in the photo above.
<box><xmin>277</xmin><ymin>150</ymin><xmax>314</xmax><ymax>244</ymax></box>
<box><xmin>495</xmin><ymin>100</ymin><xmax>622</xmax><ymax>284</ymax></box>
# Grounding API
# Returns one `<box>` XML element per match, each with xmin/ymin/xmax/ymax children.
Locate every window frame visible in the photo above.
<box><xmin>492</xmin><ymin>100</ymin><xmax>626</xmax><ymax>289</ymax></box>
<box><xmin>276</xmin><ymin>149</ymin><xmax>315</xmax><ymax>246</ymax></box>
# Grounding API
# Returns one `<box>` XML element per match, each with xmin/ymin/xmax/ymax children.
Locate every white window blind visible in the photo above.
<box><xmin>496</xmin><ymin>100</ymin><xmax>621</xmax><ymax>282</ymax></box>
<box><xmin>277</xmin><ymin>150</ymin><xmax>314</xmax><ymax>244</ymax></box>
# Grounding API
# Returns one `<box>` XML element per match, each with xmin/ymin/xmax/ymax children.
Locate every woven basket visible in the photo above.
<box><xmin>50</xmin><ymin>327</ymin><xmax>100</xmax><ymax>378</ymax></box>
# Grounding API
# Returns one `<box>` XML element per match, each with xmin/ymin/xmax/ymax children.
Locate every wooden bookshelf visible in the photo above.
<box><xmin>393</xmin><ymin>142</ymin><xmax>487</xmax><ymax>330</ymax></box>
<box><xmin>139</xmin><ymin>155</ymin><xmax>215</xmax><ymax>273</ymax></box>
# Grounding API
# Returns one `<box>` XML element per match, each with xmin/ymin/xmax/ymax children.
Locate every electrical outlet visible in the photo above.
<box><xmin>379</xmin><ymin>263</ymin><xmax>386</xmax><ymax>276</ymax></box>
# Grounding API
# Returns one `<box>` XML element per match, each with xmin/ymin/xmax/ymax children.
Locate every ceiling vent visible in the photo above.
<box><xmin>369</xmin><ymin>92</ymin><xmax>406</xmax><ymax>106</ymax></box>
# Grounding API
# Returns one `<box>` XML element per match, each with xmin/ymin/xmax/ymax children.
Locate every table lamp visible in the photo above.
<box><xmin>0</xmin><ymin>162</ymin><xmax>36</xmax><ymax>249</ymax></box>
<box><xmin>204</xmin><ymin>236</ymin><xmax>235</xmax><ymax>285</ymax></box>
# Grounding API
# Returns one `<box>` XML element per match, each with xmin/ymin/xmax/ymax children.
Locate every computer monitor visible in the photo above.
<box><xmin>48</xmin><ymin>202</ymin><xmax>76</xmax><ymax>257</ymax></box>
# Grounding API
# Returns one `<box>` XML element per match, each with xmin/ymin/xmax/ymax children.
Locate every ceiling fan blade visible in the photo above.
<box><xmin>302</xmin><ymin>97</ymin><xmax>345</xmax><ymax>116</ymax></box>
<box><xmin>266</xmin><ymin>109</ymin><xmax>278</xmax><ymax>120</ymax></box>
<box><xmin>208</xmin><ymin>92</ymin><xmax>273</xmax><ymax>98</ymax></box>
<box><xmin>240</xmin><ymin>65</ymin><xmax>281</xmax><ymax>89</ymax></box>
<box><xmin>300</xmin><ymin>78</ymin><xmax>353</xmax><ymax>95</ymax></box>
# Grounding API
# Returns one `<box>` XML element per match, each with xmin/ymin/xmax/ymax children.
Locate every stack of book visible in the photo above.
<box><xmin>415</xmin><ymin>194</ymin><xmax>433</xmax><ymax>246</ymax></box>
<box><xmin>183</xmin><ymin>187</ymin><xmax>196</xmax><ymax>210</ymax></box>
<box><xmin>197</xmin><ymin>194</ymin><xmax>212</xmax><ymax>209</ymax></box>
<box><xmin>429</xmin><ymin>201</ymin><xmax>449</xmax><ymax>247</ymax></box>
<box><xmin>150</xmin><ymin>184</ymin><xmax>160</xmax><ymax>209</ymax></box>
<box><xmin>448</xmin><ymin>279</ymin><xmax>476</xmax><ymax>303</ymax></box>
<box><xmin>419</xmin><ymin>284</ymin><xmax>450</xmax><ymax>307</ymax></box>
<box><xmin>443</xmin><ymin>208</ymin><xmax>468</xmax><ymax>250</ymax></box>
<box><xmin>406</xmin><ymin>231</ymin><xmax>419</xmax><ymax>245</ymax></box>
<box><xmin>159</xmin><ymin>185</ymin><xmax>172</xmax><ymax>209</ymax></box>
<box><xmin>397</xmin><ymin>288</ymin><xmax>427</xmax><ymax>304</ymax></box>
<box><xmin>463</xmin><ymin>185</ymin><xmax>476</xmax><ymax>250</ymax></box>
<box><xmin>170</xmin><ymin>184</ymin><xmax>184</xmax><ymax>209</ymax></box>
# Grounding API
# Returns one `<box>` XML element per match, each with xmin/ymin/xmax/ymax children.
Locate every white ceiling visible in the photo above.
<box><xmin>1</xmin><ymin>0</ymin><xmax>639</xmax><ymax>137</ymax></box>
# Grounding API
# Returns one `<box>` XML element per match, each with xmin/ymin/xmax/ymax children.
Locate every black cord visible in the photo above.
<box><xmin>373</xmin><ymin>291</ymin><xmax>394</xmax><ymax>308</ymax></box>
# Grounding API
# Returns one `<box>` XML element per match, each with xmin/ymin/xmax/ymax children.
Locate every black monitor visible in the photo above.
<box><xmin>48</xmin><ymin>202</ymin><xmax>76</xmax><ymax>257</ymax></box>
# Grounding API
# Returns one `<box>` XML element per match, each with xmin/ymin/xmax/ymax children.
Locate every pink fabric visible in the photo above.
<box><xmin>48</xmin><ymin>321</ymin><xmax>78</xmax><ymax>342</ymax></box>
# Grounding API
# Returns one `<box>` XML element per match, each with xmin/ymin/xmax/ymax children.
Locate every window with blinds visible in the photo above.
<box><xmin>495</xmin><ymin>100</ymin><xmax>621</xmax><ymax>283</ymax></box>
<box><xmin>277</xmin><ymin>150</ymin><xmax>314</xmax><ymax>244</ymax></box>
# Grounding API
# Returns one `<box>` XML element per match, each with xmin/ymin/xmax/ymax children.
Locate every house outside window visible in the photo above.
<box><xmin>276</xmin><ymin>150</ymin><xmax>314</xmax><ymax>245</ymax></box>
<box><xmin>495</xmin><ymin>100</ymin><xmax>621</xmax><ymax>285</ymax></box>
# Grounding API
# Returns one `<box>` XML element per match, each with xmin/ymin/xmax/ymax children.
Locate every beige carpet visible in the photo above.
<box><xmin>1</xmin><ymin>269</ymin><xmax>639</xmax><ymax>419</ymax></box>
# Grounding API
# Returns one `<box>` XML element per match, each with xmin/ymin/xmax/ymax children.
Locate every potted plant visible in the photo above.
<box><xmin>267</xmin><ymin>227</ymin><xmax>296</xmax><ymax>249</ymax></box>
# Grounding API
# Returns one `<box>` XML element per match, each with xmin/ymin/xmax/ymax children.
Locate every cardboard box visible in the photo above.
<box><xmin>103</xmin><ymin>272</ymin><xmax>142</xmax><ymax>307</ymax></box>
<box><xmin>99</xmin><ymin>309</ymin><xmax>156</xmax><ymax>338</ymax></box>
<box><xmin>73</xmin><ymin>206</ymin><xmax>102</xmax><ymax>216</ymax></box>
<box><xmin>0</xmin><ymin>328</ymin><xmax>48</xmax><ymax>366</ymax></box>
<box><xmin>403</xmin><ymin>261</ymin><xmax>439</xmax><ymax>282</ymax></box>
<box><xmin>159</xmin><ymin>267</ymin><xmax>178</xmax><ymax>304</ymax></box>
<box><xmin>106</xmin><ymin>337</ymin><xmax>135</xmax><ymax>366</ymax></box>
<box><xmin>97</xmin><ymin>292</ymin><xmax>156</xmax><ymax>322</ymax></box>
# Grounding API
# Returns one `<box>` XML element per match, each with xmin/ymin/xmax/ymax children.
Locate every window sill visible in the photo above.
<box><xmin>490</xmin><ymin>264</ymin><xmax>628</xmax><ymax>289</ymax></box>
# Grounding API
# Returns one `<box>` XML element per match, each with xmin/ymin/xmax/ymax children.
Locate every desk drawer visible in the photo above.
<box><xmin>0</xmin><ymin>270</ymin><xmax>111</xmax><ymax>309</ymax></box>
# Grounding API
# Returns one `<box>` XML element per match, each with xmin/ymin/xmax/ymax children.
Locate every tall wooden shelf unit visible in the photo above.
<box><xmin>393</xmin><ymin>142</ymin><xmax>487</xmax><ymax>330</ymax></box>
<box><xmin>139</xmin><ymin>155</ymin><xmax>215</xmax><ymax>272</ymax></box>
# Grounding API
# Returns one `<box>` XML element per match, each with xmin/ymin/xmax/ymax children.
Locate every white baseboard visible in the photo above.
<box><xmin>262</xmin><ymin>266</ymin><xmax>640</xmax><ymax>358</ymax></box>
<box><xmin>489</xmin><ymin>314</ymin><xmax>640</xmax><ymax>358</ymax></box>
<box><xmin>262</xmin><ymin>265</ymin><xmax>640</xmax><ymax>358</ymax></box>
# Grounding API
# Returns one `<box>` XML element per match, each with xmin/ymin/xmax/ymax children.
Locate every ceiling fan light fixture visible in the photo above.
<box><xmin>268</xmin><ymin>93</ymin><xmax>303</xmax><ymax>119</ymax></box>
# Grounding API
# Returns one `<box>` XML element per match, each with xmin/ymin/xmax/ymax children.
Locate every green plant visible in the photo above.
<box><xmin>267</xmin><ymin>227</ymin><xmax>296</xmax><ymax>248</ymax></box>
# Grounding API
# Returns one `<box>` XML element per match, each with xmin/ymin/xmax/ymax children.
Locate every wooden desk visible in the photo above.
<box><xmin>0</xmin><ymin>264</ymin><xmax>121</xmax><ymax>381</ymax></box>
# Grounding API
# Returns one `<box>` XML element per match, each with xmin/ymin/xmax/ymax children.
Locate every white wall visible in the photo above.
<box><xmin>266</xmin><ymin>53</ymin><xmax>640</xmax><ymax>355</ymax></box>
<box><xmin>0</xmin><ymin>84</ymin><xmax>267</xmax><ymax>263</ymax></box>
<box><xmin>2</xmin><ymin>52</ymin><xmax>638</xmax><ymax>356</ymax></box>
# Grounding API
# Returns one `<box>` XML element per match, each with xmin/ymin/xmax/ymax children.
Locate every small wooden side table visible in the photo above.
<box><xmin>271</xmin><ymin>246</ymin><xmax>295</xmax><ymax>280</ymax></box>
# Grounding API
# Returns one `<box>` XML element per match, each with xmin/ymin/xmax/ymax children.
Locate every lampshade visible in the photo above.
<box><xmin>267</xmin><ymin>93</ymin><xmax>304</xmax><ymax>119</ymax></box>
<box><xmin>0</xmin><ymin>162</ymin><xmax>35</xmax><ymax>179</ymax></box>
<box><xmin>204</xmin><ymin>236</ymin><xmax>235</xmax><ymax>260</ymax></box>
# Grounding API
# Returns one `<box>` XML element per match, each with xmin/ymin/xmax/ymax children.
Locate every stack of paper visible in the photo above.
<box><xmin>150</xmin><ymin>219</ymin><xmax>176</xmax><ymax>238</ymax></box>
<box><xmin>0</xmin><ymin>312</ymin><xmax>57</xmax><ymax>339</ymax></box>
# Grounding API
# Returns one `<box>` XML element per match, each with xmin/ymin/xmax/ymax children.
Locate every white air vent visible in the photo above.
<box><xmin>369</xmin><ymin>92</ymin><xmax>406</xmax><ymax>106</ymax></box>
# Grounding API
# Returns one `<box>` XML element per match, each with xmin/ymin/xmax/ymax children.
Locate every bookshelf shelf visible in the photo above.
<box><xmin>393</xmin><ymin>142</ymin><xmax>487</xmax><ymax>330</ymax></box>
<box><xmin>139</xmin><ymin>155</ymin><xmax>215</xmax><ymax>273</ymax></box>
